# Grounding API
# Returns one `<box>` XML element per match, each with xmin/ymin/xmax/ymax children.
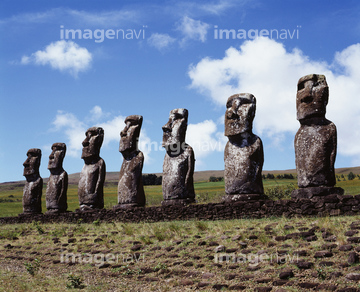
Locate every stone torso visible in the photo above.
<box><xmin>46</xmin><ymin>171</ymin><xmax>68</xmax><ymax>211</ymax></box>
<box><xmin>78</xmin><ymin>158</ymin><xmax>105</xmax><ymax>208</ymax></box>
<box><xmin>295</xmin><ymin>120</ymin><xmax>336</xmax><ymax>188</ymax></box>
<box><xmin>224</xmin><ymin>135</ymin><xmax>264</xmax><ymax>195</ymax></box>
<box><xmin>118</xmin><ymin>151</ymin><xmax>145</xmax><ymax>205</ymax></box>
<box><xmin>23</xmin><ymin>177</ymin><xmax>43</xmax><ymax>213</ymax></box>
<box><xmin>162</xmin><ymin>145</ymin><xmax>195</xmax><ymax>200</ymax></box>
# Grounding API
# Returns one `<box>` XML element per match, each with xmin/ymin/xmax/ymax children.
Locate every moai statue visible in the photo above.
<box><xmin>22</xmin><ymin>148</ymin><xmax>43</xmax><ymax>214</ymax></box>
<box><xmin>292</xmin><ymin>74</ymin><xmax>344</xmax><ymax>199</ymax></box>
<box><xmin>78</xmin><ymin>127</ymin><xmax>106</xmax><ymax>210</ymax></box>
<box><xmin>162</xmin><ymin>108</ymin><xmax>195</xmax><ymax>205</ymax></box>
<box><xmin>115</xmin><ymin>115</ymin><xmax>145</xmax><ymax>209</ymax></box>
<box><xmin>223</xmin><ymin>93</ymin><xmax>267</xmax><ymax>202</ymax></box>
<box><xmin>46</xmin><ymin>143</ymin><xmax>68</xmax><ymax>213</ymax></box>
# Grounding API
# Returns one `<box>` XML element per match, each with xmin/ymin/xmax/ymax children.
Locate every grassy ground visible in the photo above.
<box><xmin>2</xmin><ymin>216</ymin><xmax>360</xmax><ymax>291</ymax></box>
<box><xmin>1</xmin><ymin>176</ymin><xmax>360</xmax><ymax>217</ymax></box>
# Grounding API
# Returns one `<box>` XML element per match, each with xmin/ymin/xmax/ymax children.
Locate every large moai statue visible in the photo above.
<box><xmin>22</xmin><ymin>148</ymin><xmax>43</xmax><ymax>214</ymax></box>
<box><xmin>162</xmin><ymin>108</ymin><xmax>195</xmax><ymax>205</ymax></box>
<box><xmin>78</xmin><ymin>127</ymin><xmax>106</xmax><ymax>210</ymax></box>
<box><xmin>223</xmin><ymin>93</ymin><xmax>267</xmax><ymax>202</ymax></box>
<box><xmin>115</xmin><ymin>115</ymin><xmax>145</xmax><ymax>209</ymax></box>
<box><xmin>46</xmin><ymin>143</ymin><xmax>68</xmax><ymax>213</ymax></box>
<box><xmin>292</xmin><ymin>74</ymin><xmax>344</xmax><ymax>199</ymax></box>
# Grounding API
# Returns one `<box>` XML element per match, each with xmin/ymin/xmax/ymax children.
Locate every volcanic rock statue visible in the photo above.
<box><xmin>162</xmin><ymin>108</ymin><xmax>195</xmax><ymax>205</ymax></box>
<box><xmin>23</xmin><ymin>148</ymin><xmax>43</xmax><ymax>213</ymax></box>
<box><xmin>292</xmin><ymin>74</ymin><xmax>343</xmax><ymax>199</ymax></box>
<box><xmin>115</xmin><ymin>115</ymin><xmax>145</xmax><ymax>209</ymax></box>
<box><xmin>46</xmin><ymin>143</ymin><xmax>68</xmax><ymax>213</ymax></box>
<box><xmin>78</xmin><ymin>127</ymin><xmax>106</xmax><ymax>210</ymax></box>
<box><xmin>224</xmin><ymin>93</ymin><xmax>267</xmax><ymax>202</ymax></box>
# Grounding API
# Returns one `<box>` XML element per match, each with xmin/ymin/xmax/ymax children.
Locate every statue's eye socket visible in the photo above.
<box><xmin>298</xmin><ymin>82</ymin><xmax>305</xmax><ymax>91</ymax></box>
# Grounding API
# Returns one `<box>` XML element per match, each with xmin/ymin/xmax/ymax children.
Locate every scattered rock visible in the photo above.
<box><xmin>296</xmin><ymin>261</ymin><xmax>313</xmax><ymax>269</ymax></box>
<box><xmin>329</xmin><ymin>271</ymin><xmax>342</xmax><ymax>278</ymax></box>
<box><xmin>275</xmin><ymin>236</ymin><xmax>287</xmax><ymax>241</ymax></box>
<box><xmin>315</xmin><ymin>284</ymin><xmax>337</xmax><ymax>291</ymax></box>
<box><xmin>255</xmin><ymin>277</ymin><xmax>272</xmax><ymax>283</ymax></box>
<box><xmin>347</xmin><ymin>237</ymin><xmax>360</xmax><ymax>243</ymax></box>
<box><xmin>279</xmin><ymin>270</ymin><xmax>294</xmax><ymax>279</ymax></box>
<box><xmin>273</xmin><ymin>280</ymin><xmax>288</xmax><ymax>286</ymax></box>
<box><xmin>197</xmin><ymin>282</ymin><xmax>209</xmax><ymax>288</ymax></box>
<box><xmin>131</xmin><ymin>244</ymin><xmax>143</xmax><ymax>251</ymax></box>
<box><xmin>298</xmin><ymin>282</ymin><xmax>318</xmax><ymax>289</ymax></box>
<box><xmin>339</xmin><ymin>245</ymin><xmax>353</xmax><ymax>251</ymax></box>
<box><xmin>348</xmin><ymin>252</ymin><xmax>359</xmax><ymax>265</ymax></box>
<box><xmin>180</xmin><ymin>279</ymin><xmax>193</xmax><ymax>286</ymax></box>
<box><xmin>314</xmin><ymin>250</ymin><xmax>333</xmax><ymax>258</ymax></box>
<box><xmin>228</xmin><ymin>284</ymin><xmax>246</xmax><ymax>290</ymax></box>
<box><xmin>345</xmin><ymin>230</ymin><xmax>359</xmax><ymax>237</ymax></box>
<box><xmin>293</xmin><ymin>250</ymin><xmax>308</xmax><ymax>256</ymax></box>
<box><xmin>224</xmin><ymin>273</ymin><xmax>237</xmax><ymax>280</ymax></box>
<box><xmin>345</xmin><ymin>273</ymin><xmax>360</xmax><ymax>281</ymax></box>
<box><xmin>232</xmin><ymin>235</ymin><xmax>241</xmax><ymax>241</ymax></box>
<box><xmin>202</xmin><ymin>272</ymin><xmax>215</xmax><ymax>279</ymax></box>
<box><xmin>238</xmin><ymin>242</ymin><xmax>248</xmax><ymax>249</ymax></box>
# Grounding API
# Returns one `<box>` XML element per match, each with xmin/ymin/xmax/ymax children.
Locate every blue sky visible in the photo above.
<box><xmin>1</xmin><ymin>0</ymin><xmax>360</xmax><ymax>183</ymax></box>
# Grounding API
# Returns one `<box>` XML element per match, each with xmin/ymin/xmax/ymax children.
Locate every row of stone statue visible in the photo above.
<box><xmin>22</xmin><ymin>74</ymin><xmax>343</xmax><ymax>214</ymax></box>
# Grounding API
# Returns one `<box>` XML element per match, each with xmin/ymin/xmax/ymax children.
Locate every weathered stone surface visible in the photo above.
<box><xmin>78</xmin><ymin>127</ymin><xmax>106</xmax><ymax>210</ymax></box>
<box><xmin>224</xmin><ymin>93</ymin><xmax>266</xmax><ymax>200</ymax></box>
<box><xmin>162</xmin><ymin>109</ymin><xmax>195</xmax><ymax>205</ymax></box>
<box><xmin>22</xmin><ymin>148</ymin><xmax>43</xmax><ymax>214</ymax></box>
<box><xmin>46</xmin><ymin>143</ymin><xmax>68</xmax><ymax>213</ymax></box>
<box><xmin>293</xmin><ymin>74</ymin><xmax>343</xmax><ymax>199</ymax></box>
<box><xmin>291</xmin><ymin>187</ymin><xmax>344</xmax><ymax>200</ymax></box>
<box><xmin>116</xmin><ymin>115</ymin><xmax>145</xmax><ymax>208</ymax></box>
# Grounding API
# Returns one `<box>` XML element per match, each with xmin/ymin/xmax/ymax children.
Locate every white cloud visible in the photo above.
<box><xmin>67</xmin><ymin>9</ymin><xmax>138</xmax><ymax>26</ymax></box>
<box><xmin>148</xmin><ymin>33</ymin><xmax>176</xmax><ymax>51</ymax></box>
<box><xmin>51</xmin><ymin>107</ymin><xmax>154</xmax><ymax>163</ymax></box>
<box><xmin>89</xmin><ymin>105</ymin><xmax>105</xmax><ymax>122</ymax></box>
<box><xmin>188</xmin><ymin>37</ymin><xmax>360</xmax><ymax>162</ymax></box>
<box><xmin>0</xmin><ymin>8</ymin><xmax>139</xmax><ymax>27</ymax></box>
<box><xmin>52</xmin><ymin>111</ymin><xmax>86</xmax><ymax>157</ymax></box>
<box><xmin>186</xmin><ymin>120</ymin><xmax>226</xmax><ymax>168</ymax></box>
<box><xmin>177</xmin><ymin>16</ymin><xmax>210</xmax><ymax>45</ymax></box>
<box><xmin>21</xmin><ymin>40</ymin><xmax>92</xmax><ymax>77</ymax></box>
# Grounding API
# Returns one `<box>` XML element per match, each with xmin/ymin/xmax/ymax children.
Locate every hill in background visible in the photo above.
<box><xmin>1</xmin><ymin>166</ymin><xmax>360</xmax><ymax>188</ymax></box>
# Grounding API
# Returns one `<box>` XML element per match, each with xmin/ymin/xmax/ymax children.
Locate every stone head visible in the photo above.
<box><xmin>296</xmin><ymin>74</ymin><xmax>329</xmax><ymax>121</ymax></box>
<box><xmin>81</xmin><ymin>127</ymin><xmax>104</xmax><ymax>160</ymax></box>
<box><xmin>23</xmin><ymin>148</ymin><xmax>41</xmax><ymax>177</ymax></box>
<box><xmin>162</xmin><ymin>108</ymin><xmax>188</xmax><ymax>148</ymax></box>
<box><xmin>48</xmin><ymin>143</ymin><xmax>66</xmax><ymax>170</ymax></box>
<box><xmin>119</xmin><ymin>115</ymin><xmax>143</xmax><ymax>153</ymax></box>
<box><xmin>225</xmin><ymin>93</ymin><xmax>256</xmax><ymax>137</ymax></box>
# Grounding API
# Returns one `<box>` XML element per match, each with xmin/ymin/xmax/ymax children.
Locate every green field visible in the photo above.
<box><xmin>1</xmin><ymin>174</ymin><xmax>360</xmax><ymax>218</ymax></box>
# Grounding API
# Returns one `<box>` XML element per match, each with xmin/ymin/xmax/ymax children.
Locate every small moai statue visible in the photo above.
<box><xmin>223</xmin><ymin>93</ymin><xmax>267</xmax><ymax>202</ymax></box>
<box><xmin>115</xmin><ymin>115</ymin><xmax>145</xmax><ymax>209</ymax></box>
<box><xmin>46</xmin><ymin>143</ymin><xmax>68</xmax><ymax>213</ymax></box>
<box><xmin>162</xmin><ymin>108</ymin><xmax>195</xmax><ymax>205</ymax></box>
<box><xmin>78</xmin><ymin>127</ymin><xmax>106</xmax><ymax>210</ymax></box>
<box><xmin>292</xmin><ymin>74</ymin><xmax>344</xmax><ymax>199</ymax></box>
<box><xmin>22</xmin><ymin>148</ymin><xmax>43</xmax><ymax>214</ymax></box>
